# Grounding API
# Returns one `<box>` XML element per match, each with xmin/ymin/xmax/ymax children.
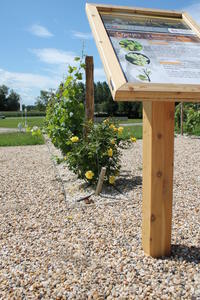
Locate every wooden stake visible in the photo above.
<box><xmin>95</xmin><ymin>167</ymin><xmax>106</xmax><ymax>195</ymax></box>
<box><xmin>180</xmin><ymin>102</ymin><xmax>183</xmax><ymax>135</ymax></box>
<box><xmin>142</xmin><ymin>101</ymin><xmax>175</xmax><ymax>257</ymax></box>
<box><xmin>85</xmin><ymin>56</ymin><xmax>94</xmax><ymax>122</ymax></box>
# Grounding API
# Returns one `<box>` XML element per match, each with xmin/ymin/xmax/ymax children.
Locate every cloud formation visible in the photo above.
<box><xmin>72</xmin><ymin>31</ymin><xmax>93</xmax><ymax>40</ymax></box>
<box><xmin>29</xmin><ymin>24</ymin><xmax>54</xmax><ymax>38</ymax></box>
<box><xmin>31</xmin><ymin>48</ymin><xmax>75</xmax><ymax>65</ymax></box>
<box><xmin>0</xmin><ymin>68</ymin><xmax>59</xmax><ymax>105</ymax></box>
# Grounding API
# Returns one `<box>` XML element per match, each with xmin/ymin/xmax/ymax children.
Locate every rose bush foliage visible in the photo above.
<box><xmin>45</xmin><ymin>58</ymin><xmax>137</xmax><ymax>185</ymax></box>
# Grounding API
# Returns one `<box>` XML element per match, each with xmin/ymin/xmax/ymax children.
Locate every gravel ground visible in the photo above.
<box><xmin>0</xmin><ymin>136</ymin><xmax>199</xmax><ymax>299</ymax></box>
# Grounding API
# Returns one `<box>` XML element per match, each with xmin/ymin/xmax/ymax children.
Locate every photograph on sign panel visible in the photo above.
<box><xmin>101</xmin><ymin>13</ymin><xmax>200</xmax><ymax>84</ymax></box>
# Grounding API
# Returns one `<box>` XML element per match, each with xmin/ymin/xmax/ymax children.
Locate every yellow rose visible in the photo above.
<box><xmin>111</xmin><ymin>139</ymin><xmax>115</xmax><ymax>145</ymax></box>
<box><xmin>107</xmin><ymin>148</ymin><xmax>113</xmax><ymax>157</ymax></box>
<box><xmin>109</xmin><ymin>124</ymin><xmax>115</xmax><ymax>130</ymax></box>
<box><xmin>114</xmin><ymin>127</ymin><xmax>118</xmax><ymax>132</ymax></box>
<box><xmin>103</xmin><ymin>118</ymin><xmax>109</xmax><ymax>124</ymax></box>
<box><xmin>70</xmin><ymin>136</ymin><xmax>79</xmax><ymax>143</ymax></box>
<box><xmin>85</xmin><ymin>170</ymin><xmax>94</xmax><ymax>180</ymax></box>
<box><xmin>118</xmin><ymin>127</ymin><xmax>124</xmax><ymax>134</ymax></box>
<box><xmin>130</xmin><ymin>136</ymin><xmax>137</xmax><ymax>143</ymax></box>
<box><xmin>109</xmin><ymin>175</ymin><xmax>116</xmax><ymax>185</ymax></box>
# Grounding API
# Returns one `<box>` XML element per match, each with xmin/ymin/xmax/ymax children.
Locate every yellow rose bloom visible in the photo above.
<box><xmin>107</xmin><ymin>148</ymin><xmax>113</xmax><ymax>157</ymax></box>
<box><xmin>70</xmin><ymin>136</ymin><xmax>79</xmax><ymax>143</ymax></box>
<box><xmin>131</xmin><ymin>136</ymin><xmax>137</xmax><ymax>143</ymax></box>
<box><xmin>109</xmin><ymin>124</ymin><xmax>115</xmax><ymax>130</ymax></box>
<box><xmin>103</xmin><ymin>118</ymin><xmax>109</xmax><ymax>124</ymax></box>
<box><xmin>85</xmin><ymin>170</ymin><xmax>94</xmax><ymax>180</ymax></box>
<box><xmin>118</xmin><ymin>127</ymin><xmax>124</xmax><ymax>134</ymax></box>
<box><xmin>111</xmin><ymin>139</ymin><xmax>115</xmax><ymax>145</ymax></box>
<box><xmin>114</xmin><ymin>127</ymin><xmax>118</xmax><ymax>132</ymax></box>
<box><xmin>109</xmin><ymin>175</ymin><xmax>116</xmax><ymax>185</ymax></box>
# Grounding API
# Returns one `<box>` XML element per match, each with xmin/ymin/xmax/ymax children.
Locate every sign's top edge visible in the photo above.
<box><xmin>85</xmin><ymin>3</ymin><xmax>184</xmax><ymax>17</ymax></box>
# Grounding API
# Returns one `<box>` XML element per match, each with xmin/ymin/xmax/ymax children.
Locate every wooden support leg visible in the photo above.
<box><xmin>142</xmin><ymin>101</ymin><xmax>175</xmax><ymax>258</ymax></box>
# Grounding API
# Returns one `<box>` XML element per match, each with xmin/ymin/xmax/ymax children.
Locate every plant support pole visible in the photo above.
<box><xmin>85</xmin><ymin>56</ymin><xmax>94</xmax><ymax>122</ymax></box>
<box><xmin>95</xmin><ymin>167</ymin><xmax>106</xmax><ymax>195</ymax></box>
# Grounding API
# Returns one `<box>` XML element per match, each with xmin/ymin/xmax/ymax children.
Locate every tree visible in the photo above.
<box><xmin>0</xmin><ymin>85</ymin><xmax>20</xmax><ymax>111</ymax></box>
<box><xmin>35</xmin><ymin>90</ymin><xmax>52</xmax><ymax>111</ymax></box>
<box><xmin>0</xmin><ymin>85</ymin><xmax>9</xmax><ymax>110</ymax></box>
<box><xmin>6</xmin><ymin>90</ymin><xmax>20</xmax><ymax>111</ymax></box>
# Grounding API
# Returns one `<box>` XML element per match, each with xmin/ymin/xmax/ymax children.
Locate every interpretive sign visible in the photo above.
<box><xmin>86</xmin><ymin>3</ymin><xmax>200</xmax><ymax>101</ymax></box>
<box><xmin>102</xmin><ymin>14</ymin><xmax>200</xmax><ymax>84</ymax></box>
<box><xmin>86</xmin><ymin>3</ymin><xmax>200</xmax><ymax>258</ymax></box>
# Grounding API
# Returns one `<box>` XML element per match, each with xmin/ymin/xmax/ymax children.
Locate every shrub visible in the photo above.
<box><xmin>65</xmin><ymin>119</ymin><xmax>136</xmax><ymax>184</ymax></box>
<box><xmin>185</xmin><ymin>107</ymin><xmax>200</xmax><ymax>133</ymax></box>
<box><xmin>45</xmin><ymin>58</ymin><xmax>85</xmax><ymax>154</ymax></box>
<box><xmin>46</xmin><ymin>58</ymin><xmax>137</xmax><ymax>185</ymax></box>
<box><xmin>175</xmin><ymin>103</ymin><xmax>200</xmax><ymax>134</ymax></box>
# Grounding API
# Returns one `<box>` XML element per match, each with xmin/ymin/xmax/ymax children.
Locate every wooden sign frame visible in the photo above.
<box><xmin>86</xmin><ymin>3</ymin><xmax>200</xmax><ymax>102</ymax></box>
<box><xmin>86</xmin><ymin>3</ymin><xmax>200</xmax><ymax>258</ymax></box>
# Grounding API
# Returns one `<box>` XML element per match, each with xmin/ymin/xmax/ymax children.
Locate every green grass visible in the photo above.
<box><xmin>0</xmin><ymin>117</ymin><xmax>44</xmax><ymax>128</ymax></box>
<box><xmin>122</xmin><ymin>125</ymin><xmax>143</xmax><ymax>139</ymax></box>
<box><xmin>0</xmin><ymin>132</ymin><xmax>45</xmax><ymax>147</ymax></box>
<box><xmin>119</xmin><ymin>118</ymin><xmax>142</xmax><ymax>124</ymax></box>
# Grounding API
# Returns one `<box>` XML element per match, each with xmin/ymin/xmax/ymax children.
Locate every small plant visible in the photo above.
<box><xmin>137</xmin><ymin>69</ymin><xmax>151</xmax><ymax>82</ymax></box>
<box><xmin>65</xmin><ymin>119</ymin><xmax>136</xmax><ymax>184</ymax></box>
<box><xmin>185</xmin><ymin>107</ymin><xmax>200</xmax><ymax>133</ymax></box>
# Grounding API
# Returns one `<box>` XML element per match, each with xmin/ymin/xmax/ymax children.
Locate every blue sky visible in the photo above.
<box><xmin>0</xmin><ymin>0</ymin><xmax>200</xmax><ymax>105</ymax></box>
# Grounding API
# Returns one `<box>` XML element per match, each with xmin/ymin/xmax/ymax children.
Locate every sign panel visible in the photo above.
<box><xmin>86</xmin><ymin>4</ymin><xmax>200</xmax><ymax>101</ymax></box>
<box><xmin>101</xmin><ymin>13</ymin><xmax>200</xmax><ymax>85</ymax></box>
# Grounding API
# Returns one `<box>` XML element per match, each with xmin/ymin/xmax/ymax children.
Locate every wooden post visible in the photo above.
<box><xmin>85</xmin><ymin>56</ymin><xmax>94</xmax><ymax>122</ymax></box>
<box><xmin>95</xmin><ymin>167</ymin><xmax>106</xmax><ymax>195</ymax></box>
<box><xmin>142</xmin><ymin>101</ymin><xmax>175</xmax><ymax>257</ymax></box>
<box><xmin>180</xmin><ymin>102</ymin><xmax>183</xmax><ymax>135</ymax></box>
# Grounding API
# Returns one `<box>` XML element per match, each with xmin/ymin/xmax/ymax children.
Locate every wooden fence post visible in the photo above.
<box><xmin>85</xmin><ymin>56</ymin><xmax>94</xmax><ymax>122</ymax></box>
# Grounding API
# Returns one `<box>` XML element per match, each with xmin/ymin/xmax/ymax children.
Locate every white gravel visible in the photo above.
<box><xmin>0</xmin><ymin>136</ymin><xmax>199</xmax><ymax>299</ymax></box>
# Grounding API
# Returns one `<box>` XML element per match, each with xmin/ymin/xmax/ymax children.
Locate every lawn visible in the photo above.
<box><xmin>0</xmin><ymin>132</ymin><xmax>45</xmax><ymax>146</ymax></box>
<box><xmin>0</xmin><ymin>117</ymin><xmax>44</xmax><ymax>128</ymax></box>
<box><xmin>119</xmin><ymin>118</ymin><xmax>142</xmax><ymax>124</ymax></box>
<box><xmin>122</xmin><ymin>125</ymin><xmax>143</xmax><ymax>139</ymax></box>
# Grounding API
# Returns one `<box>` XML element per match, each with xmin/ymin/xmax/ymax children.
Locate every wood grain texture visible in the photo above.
<box><xmin>85</xmin><ymin>56</ymin><xmax>94</xmax><ymax>122</ymax></box>
<box><xmin>115</xmin><ymin>83</ymin><xmax>200</xmax><ymax>102</ymax></box>
<box><xmin>86</xmin><ymin>3</ymin><xmax>126</xmax><ymax>97</ymax></box>
<box><xmin>142</xmin><ymin>101</ymin><xmax>175</xmax><ymax>257</ymax></box>
<box><xmin>89</xmin><ymin>3</ymin><xmax>183</xmax><ymax>18</ymax></box>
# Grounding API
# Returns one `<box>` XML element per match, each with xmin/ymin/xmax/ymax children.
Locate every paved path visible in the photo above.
<box><xmin>120</xmin><ymin>122</ymin><xmax>142</xmax><ymax>126</ymax></box>
<box><xmin>0</xmin><ymin>127</ymin><xmax>20</xmax><ymax>133</ymax></box>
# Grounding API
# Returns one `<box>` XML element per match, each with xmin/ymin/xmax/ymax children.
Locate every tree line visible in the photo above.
<box><xmin>0</xmin><ymin>85</ymin><xmax>20</xmax><ymax>111</ymax></box>
<box><xmin>35</xmin><ymin>81</ymin><xmax>142</xmax><ymax>118</ymax></box>
<box><xmin>1</xmin><ymin>81</ymin><xmax>142</xmax><ymax>118</ymax></box>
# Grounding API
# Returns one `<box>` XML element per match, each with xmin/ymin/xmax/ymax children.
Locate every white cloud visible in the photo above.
<box><xmin>184</xmin><ymin>3</ymin><xmax>200</xmax><ymax>24</ymax></box>
<box><xmin>72</xmin><ymin>30</ymin><xmax>93</xmax><ymax>40</ymax></box>
<box><xmin>31</xmin><ymin>48</ymin><xmax>75</xmax><ymax>65</ymax></box>
<box><xmin>29</xmin><ymin>24</ymin><xmax>53</xmax><ymax>38</ymax></box>
<box><xmin>94</xmin><ymin>68</ymin><xmax>106</xmax><ymax>82</ymax></box>
<box><xmin>0</xmin><ymin>68</ymin><xmax>59</xmax><ymax>105</ymax></box>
